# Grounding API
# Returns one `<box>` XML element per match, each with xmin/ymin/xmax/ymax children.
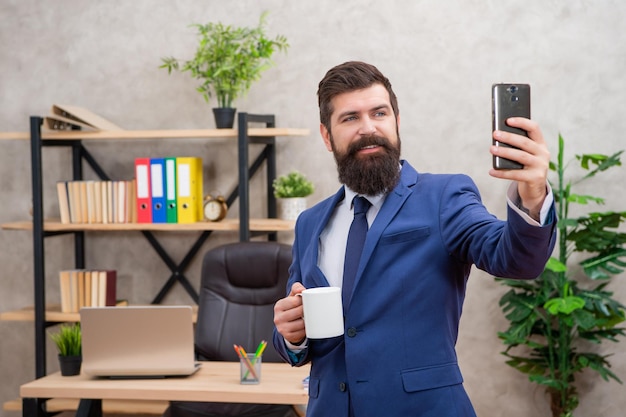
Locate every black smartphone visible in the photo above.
<box><xmin>492</xmin><ymin>83</ymin><xmax>531</xmax><ymax>170</ymax></box>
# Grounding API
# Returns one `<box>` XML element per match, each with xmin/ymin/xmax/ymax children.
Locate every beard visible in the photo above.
<box><xmin>331</xmin><ymin>133</ymin><xmax>401</xmax><ymax>196</ymax></box>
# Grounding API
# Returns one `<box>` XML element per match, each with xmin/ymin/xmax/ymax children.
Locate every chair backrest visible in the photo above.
<box><xmin>194</xmin><ymin>241</ymin><xmax>292</xmax><ymax>363</ymax></box>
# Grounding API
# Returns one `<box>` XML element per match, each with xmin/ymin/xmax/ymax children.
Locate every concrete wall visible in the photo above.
<box><xmin>1</xmin><ymin>1</ymin><xmax>624</xmax><ymax>416</ymax></box>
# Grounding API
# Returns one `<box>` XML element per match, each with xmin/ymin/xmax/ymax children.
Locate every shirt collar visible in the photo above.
<box><xmin>343</xmin><ymin>187</ymin><xmax>386</xmax><ymax>213</ymax></box>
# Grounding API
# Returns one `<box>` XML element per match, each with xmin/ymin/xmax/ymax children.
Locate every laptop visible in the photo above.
<box><xmin>80</xmin><ymin>305</ymin><xmax>200</xmax><ymax>378</ymax></box>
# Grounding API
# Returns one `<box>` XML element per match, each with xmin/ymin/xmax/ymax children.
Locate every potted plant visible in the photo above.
<box><xmin>49</xmin><ymin>322</ymin><xmax>82</xmax><ymax>376</ymax></box>
<box><xmin>272</xmin><ymin>171</ymin><xmax>314</xmax><ymax>221</ymax></box>
<box><xmin>160</xmin><ymin>11</ymin><xmax>289</xmax><ymax>128</ymax></box>
<box><xmin>497</xmin><ymin>135</ymin><xmax>625</xmax><ymax>417</ymax></box>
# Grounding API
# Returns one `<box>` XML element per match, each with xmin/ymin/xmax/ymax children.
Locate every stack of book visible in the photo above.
<box><xmin>135</xmin><ymin>156</ymin><xmax>203</xmax><ymax>224</ymax></box>
<box><xmin>57</xmin><ymin>180</ymin><xmax>136</xmax><ymax>224</ymax></box>
<box><xmin>59</xmin><ymin>269</ymin><xmax>117</xmax><ymax>313</ymax></box>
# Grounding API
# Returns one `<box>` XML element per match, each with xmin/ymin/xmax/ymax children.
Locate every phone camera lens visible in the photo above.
<box><xmin>508</xmin><ymin>85</ymin><xmax>518</xmax><ymax>93</ymax></box>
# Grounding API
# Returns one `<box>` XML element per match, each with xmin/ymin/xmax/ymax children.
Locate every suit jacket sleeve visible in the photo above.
<box><xmin>439</xmin><ymin>174</ymin><xmax>556</xmax><ymax>279</ymax></box>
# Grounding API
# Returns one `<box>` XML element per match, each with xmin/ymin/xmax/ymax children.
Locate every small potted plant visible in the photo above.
<box><xmin>272</xmin><ymin>171</ymin><xmax>314</xmax><ymax>221</ymax></box>
<box><xmin>160</xmin><ymin>11</ymin><xmax>289</xmax><ymax>128</ymax></box>
<box><xmin>49</xmin><ymin>322</ymin><xmax>82</xmax><ymax>376</ymax></box>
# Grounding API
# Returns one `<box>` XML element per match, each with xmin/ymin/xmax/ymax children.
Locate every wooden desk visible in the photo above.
<box><xmin>20</xmin><ymin>362</ymin><xmax>309</xmax><ymax>417</ymax></box>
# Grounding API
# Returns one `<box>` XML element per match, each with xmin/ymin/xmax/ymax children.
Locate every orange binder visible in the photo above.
<box><xmin>135</xmin><ymin>158</ymin><xmax>152</xmax><ymax>223</ymax></box>
<box><xmin>176</xmin><ymin>157</ymin><xmax>203</xmax><ymax>223</ymax></box>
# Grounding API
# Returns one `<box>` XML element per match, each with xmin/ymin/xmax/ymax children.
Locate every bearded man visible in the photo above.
<box><xmin>273</xmin><ymin>61</ymin><xmax>557</xmax><ymax>417</ymax></box>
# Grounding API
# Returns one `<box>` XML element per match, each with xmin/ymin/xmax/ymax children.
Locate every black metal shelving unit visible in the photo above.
<box><xmin>28</xmin><ymin>112</ymin><xmax>282</xmax><ymax>380</ymax></box>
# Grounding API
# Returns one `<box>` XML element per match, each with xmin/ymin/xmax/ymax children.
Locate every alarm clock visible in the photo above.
<box><xmin>203</xmin><ymin>193</ymin><xmax>228</xmax><ymax>222</ymax></box>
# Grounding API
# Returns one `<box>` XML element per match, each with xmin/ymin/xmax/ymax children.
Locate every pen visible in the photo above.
<box><xmin>243</xmin><ymin>341</ymin><xmax>267</xmax><ymax>380</ymax></box>
<box><xmin>235</xmin><ymin>344</ymin><xmax>258</xmax><ymax>380</ymax></box>
<box><xmin>254</xmin><ymin>340</ymin><xmax>267</xmax><ymax>358</ymax></box>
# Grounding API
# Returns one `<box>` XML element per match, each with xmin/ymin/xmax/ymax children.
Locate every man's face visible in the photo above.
<box><xmin>320</xmin><ymin>83</ymin><xmax>401</xmax><ymax>195</ymax></box>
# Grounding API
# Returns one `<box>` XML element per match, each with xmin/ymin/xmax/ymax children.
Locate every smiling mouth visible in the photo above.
<box><xmin>346</xmin><ymin>134</ymin><xmax>391</xmax><ymax>157</ymax></box>
<box><xmin>357</xmin><ymin>144</ymin><xmax>382</xmax><ymax>154</ymax></box>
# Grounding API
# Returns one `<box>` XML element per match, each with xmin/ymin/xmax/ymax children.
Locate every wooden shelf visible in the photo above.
<box><xmin>0</xmin><ymin>127</ymin><xmax>309</xmax><ymax>141</ymax></box>
<box><xmin>3</xmin><ymin>398</ymin><xmax>169</xmax><ymax>415</ymax></box>
<box><xmin>1</xmin><ymin>218</ymin><xmax>296</xmax><ymax>232</ymax></box>
<box><xmin>0</xmin><ymin>304</ymin><xmax>198</xmax><ymax>323</ymax></box>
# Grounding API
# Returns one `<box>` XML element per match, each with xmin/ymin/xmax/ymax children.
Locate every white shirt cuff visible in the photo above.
<box><xmin>506</xmin><ymin>182</ymin><xmax>554</xmax><ymax>226</ymax></box>
<box><xmin>285</xmin><ymin>338</ymin><xmax>308</xmax><ymax>353</ymax></box>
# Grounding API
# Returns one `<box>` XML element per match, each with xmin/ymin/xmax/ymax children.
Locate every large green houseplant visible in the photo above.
<box><xmin>497</xmin><ymin>135</ymin><xmax>625</xmax><ymax>417</ymax></box>
<box><xmin>160</xmin><ymin>12</ymin><xmax>289</xmax><ymax>128</ymax></box>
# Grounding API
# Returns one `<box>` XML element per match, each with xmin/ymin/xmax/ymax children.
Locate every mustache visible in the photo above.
<box><xmin>346</xmin><ymin>134</ymin><xmax>394</xmax><ymax>156</ymax></box>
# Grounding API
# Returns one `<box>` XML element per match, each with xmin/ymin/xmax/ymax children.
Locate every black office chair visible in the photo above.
<box><xmin>163</xmin><ymin>241</ymin><xmax>299</xmax><ymax>417</ymax></box>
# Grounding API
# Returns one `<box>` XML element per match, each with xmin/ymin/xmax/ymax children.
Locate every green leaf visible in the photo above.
<box><xmin>571</xmin><ymin>309</ymin><xmax>598</xmax><ymax>330</ymax></box>
<box><xmin>545</xmin><ymin>257</ymin><xmax>567</xmax><ymax>273</ymax></box>
<box><xmin>567</xmin><ymin>194</ymin><xmax>605</xmax><ymax>205</ymax></box>
<box><xmin>529</xmin><ymin>374</ymin><xmax>565</xmax><ymax>390</ymax></box>
<box><xmin>581</xmin><ymin>248</ymin><xmax>626</xmax><ymax>280</ymax></box>
<box><xmin>544</xmin><ymin>296</ymin><xmax>586</xmax><ymax>315</ymax></box>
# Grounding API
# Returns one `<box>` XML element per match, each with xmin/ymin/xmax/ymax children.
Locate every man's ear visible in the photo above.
<box><xmin>320</xmin><ymin>124</ymin><xmax>333</xmax><ymax>152</ymax></box>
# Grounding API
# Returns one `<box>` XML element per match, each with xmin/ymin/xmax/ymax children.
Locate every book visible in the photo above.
<box><xmin>49</xmin><ymin>104</ymin><xmax>123</xmax><ymax>131</ymax></box>
<box><xmin>84</xmin><ymin>271</ymin><xmax>92</xmax><ymax>308</ymax></box>
<box><xmin>107</xmin><ymin>181</ymin><xmax>114</xmax><ymax>223</ymax></box>
<box><xmin>90</xmin><ymin>271</ymin><xmax>99</xmax><ymax>307</ymax></box>
<box><xmin>77</xmin><ymin>270</ymin><xmax>85</xmax><ymax>310</ymax></box>
<box><xmin>69</xmin><ymin>270</ymin><xmax>80</xmax><ymax>313</ymax></box>
<box><xmin>127</xmin><ymin>179</ymin><xmax>137</xmax><ymax>223</ymax></box>
<box><xmin>79</xmin><ymin>181</ymin><xmax>88</xmax><ymax>224</ymax></box>
<box><xmin>56</xmin><ymin>181</ymin><xmax>71</xmax><ymax>224</ymax></box>
<box><xmin>94</xmin><ymin>181</ymin><xmax>103</xmax><ymax>223</ymax></box>
<box><xmin>59</xmin><ymin>270</ymin><xmax>72</xmax><ymax>313</ymax></box>
<box><xmin>97</xmin><ymin>270</ymin><xmax>117</xmax><ymax>307</ymax></box>
<box><xmin>85</xmin><ymin>181</ymin><xmax>96</xmax><ymax>224</ymax></box>
<box><xmin>68</xmin><ymin>181</ymin><xmax>82</xmax><ymax>223</ymax></box>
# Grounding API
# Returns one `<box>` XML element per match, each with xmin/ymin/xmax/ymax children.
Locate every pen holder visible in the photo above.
<box><xmin>240</xmin><ymin>353</ymin><xmax>262</xmax><ymax>384</ymax></box>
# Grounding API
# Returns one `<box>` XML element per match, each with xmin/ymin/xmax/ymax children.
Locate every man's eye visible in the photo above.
<box><xmin>343</xmin><ymin>115</ymin><xmax>357</xmax><ymax>122</ymax></box>
<box><xmin>374</xmin><ymin>111</ymin><xmax>386</xmax><ymax>117</ymax></box>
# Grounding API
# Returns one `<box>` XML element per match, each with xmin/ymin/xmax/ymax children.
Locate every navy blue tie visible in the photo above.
<box><xmin>342</xmin><ymin>196</ymin><xmax>371</xmax><ymax>312</ymax></box>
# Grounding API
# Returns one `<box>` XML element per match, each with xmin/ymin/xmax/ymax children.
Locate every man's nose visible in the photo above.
<box><xmin>357</xmin><ymin>117</ymin><xmax>376</xmax><ymax>135</ymax></box>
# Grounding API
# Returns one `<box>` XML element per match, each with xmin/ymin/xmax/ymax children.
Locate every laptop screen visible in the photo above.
<box><xmin>80</xmin><ymin>305</ymin><xmax>198</xmax><ymax>377</ymax></box>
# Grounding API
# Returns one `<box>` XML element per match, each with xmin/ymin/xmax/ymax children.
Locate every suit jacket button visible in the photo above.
<box><xmin>339</xmin><ymin>382</ymin><xmax>347</xmax><ymax>392</ymax></box>
<box><xmin>347</xmin><ymin>327</ymin><xmax>357</xmax><ymax>337</ymax></box>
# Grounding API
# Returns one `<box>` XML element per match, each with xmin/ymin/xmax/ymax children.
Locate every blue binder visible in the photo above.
<box><xmin>150</xmin><ymin>158</ymin><xmax>167</xmax><ymax>223</ymax></box>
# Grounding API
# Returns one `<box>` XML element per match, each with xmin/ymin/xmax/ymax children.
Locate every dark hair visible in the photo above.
<box><xmin>317</xmin><ymin>61</ymin><xmax>399</xmax><ymax>132</ymax></box>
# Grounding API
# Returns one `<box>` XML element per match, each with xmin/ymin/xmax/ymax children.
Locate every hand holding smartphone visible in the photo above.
<box><xmin>492</xmin><ymin>83</ymin><xmax>531</xmax><ymax>170</ymax></box>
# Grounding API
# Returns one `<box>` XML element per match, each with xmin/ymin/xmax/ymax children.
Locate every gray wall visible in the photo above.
<box><xmin>1</xmin><ymin>1</ymin><xmax>625</xmax><ymax>416</ymax></box>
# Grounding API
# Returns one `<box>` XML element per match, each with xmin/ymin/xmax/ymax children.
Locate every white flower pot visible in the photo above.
<box><xmin>278</xmin><ymin>197</ymin><xmax>307</xmax><ymax>221</ymax></box>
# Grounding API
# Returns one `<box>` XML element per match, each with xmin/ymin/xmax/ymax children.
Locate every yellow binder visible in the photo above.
<box><xmin>175</xmin><ymin>157</ymin><xmax>203</xmax><ymax>223</ymax></box>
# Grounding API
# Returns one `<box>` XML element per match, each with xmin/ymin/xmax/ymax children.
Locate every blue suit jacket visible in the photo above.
<box><xmin>273</xmin><ymin>161</ymin><xmax>556</xmax><ymax>417</ymax></box>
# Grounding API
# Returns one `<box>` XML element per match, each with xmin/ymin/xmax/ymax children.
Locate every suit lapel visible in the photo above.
<box><xmin>304</xmin><ymin>187</ymin><xmax>346</xmax><ymax>288</ymax></box>
<box><xmin>353</xmin><ymin>162</ymin><xmax>418</xmax><ymax>289</ymax></box>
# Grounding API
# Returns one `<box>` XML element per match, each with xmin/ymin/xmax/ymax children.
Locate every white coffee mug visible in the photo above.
<box><xmin>299</xmin><ymin>287</ymin><xmax>344</xmax><ymax>339</ymax></box>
